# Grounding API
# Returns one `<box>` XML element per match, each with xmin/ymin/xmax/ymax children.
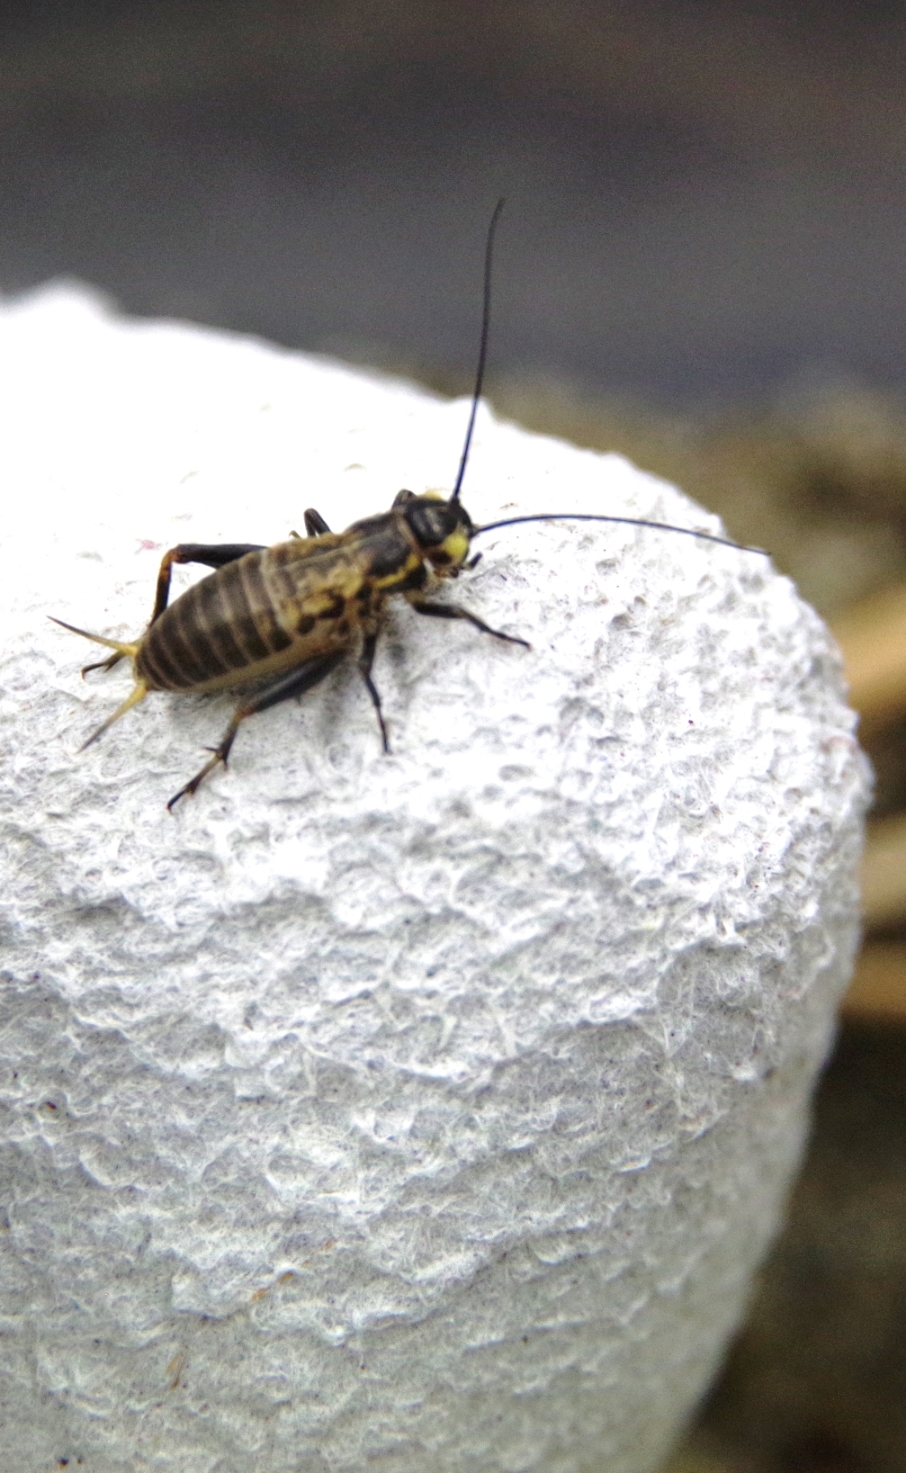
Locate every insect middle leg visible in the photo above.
<box><xmin>406</xmin><ymin>598</ymin><xmax>530</xmax><ymax>649</ymax></box>
<box><xmin>167</xmin><ymin>649</ymin><xmax>345</xmax><ymax>811</ymax></box>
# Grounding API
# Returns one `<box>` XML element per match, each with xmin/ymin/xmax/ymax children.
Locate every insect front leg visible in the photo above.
<box><xmin>167</xmin><ymin>650</ymin><xmax>345</xmax><ymax>811</ymax></box>
<box><xmin>406</xmin><ymin>596</ymin><xmax>530</xmax><ymax>649</ymax></box>
<box><xmin>357</xmin><ymin>623</ymin><xmax>390</xmax><ymax>754</ymax></box>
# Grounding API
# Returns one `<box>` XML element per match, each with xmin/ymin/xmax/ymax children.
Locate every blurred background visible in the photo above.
<box><xmin>3</xmin><ymin>3</ymin><xmax>906</xmax><ymax>1469</ymax></box>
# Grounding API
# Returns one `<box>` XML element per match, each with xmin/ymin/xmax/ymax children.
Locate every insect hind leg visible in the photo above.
<box><xmin>151</xmin><ymin>542</ymin><xmax>266</xmax><ymax>624</ymax></box>
<box><xmin>167</xmin><ymin>650</ymin><xmax>345</xmax><ymax>811</ymax></box>
<box><xmin>82</xmin><ymin>651</ymin><xmax>127</xmax><ymax>676</ymax></box>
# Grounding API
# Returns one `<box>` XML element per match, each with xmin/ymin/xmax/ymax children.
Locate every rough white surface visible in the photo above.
<box><xmin>0</xmin><ymin>285</ymin><xmax>867</xmax><ymax>1473</ymax></box>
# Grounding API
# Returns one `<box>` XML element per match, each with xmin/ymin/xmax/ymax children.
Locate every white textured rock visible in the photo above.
<box><xmin>0</xmin><ymin>285</ymin><xmax>867</xmax><ymax>1473</ymax></box>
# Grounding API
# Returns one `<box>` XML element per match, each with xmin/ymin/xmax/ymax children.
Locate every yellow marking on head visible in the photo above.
<box><xmin>437</xmin><ymin>529</ymin><xmax>470</xmax><ymax>568</ymax></box>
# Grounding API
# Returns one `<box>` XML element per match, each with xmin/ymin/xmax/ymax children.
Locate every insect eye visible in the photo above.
<box><xmin>405</xmin><ymin>500</ymin><xmax>455</xmax><ymax>548</ymax></box>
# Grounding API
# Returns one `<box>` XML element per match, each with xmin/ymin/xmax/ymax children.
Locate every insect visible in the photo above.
<box><xmin>53</xmin><ymin>201</ymin><xmax>761</xmax><ymax>811</ymax></box>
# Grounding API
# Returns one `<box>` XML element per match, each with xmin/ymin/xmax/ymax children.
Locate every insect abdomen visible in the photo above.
<box><xmin>136</xmin><ymin>543</ymin><xmax>359</xmax><ymax>694</ymax></box>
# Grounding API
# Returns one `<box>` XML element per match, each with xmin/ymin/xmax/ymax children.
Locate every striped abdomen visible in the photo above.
<box><xmin>136</xmin><ymin>540</ymin><xmax>370</xmax><ymax>694</ymax></box>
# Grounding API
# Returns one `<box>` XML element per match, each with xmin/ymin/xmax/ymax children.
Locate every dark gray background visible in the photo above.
<box><xmin>3</xmin><ymin>0</ymin><xmax>906</xmax><ymax>408</ymax></box>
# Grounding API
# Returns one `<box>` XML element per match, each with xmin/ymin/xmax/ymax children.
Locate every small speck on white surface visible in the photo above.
<box><xmin>0</xmin><ymin>284</ymin><xmax>868</xmax><ymax>1473</ymax></box>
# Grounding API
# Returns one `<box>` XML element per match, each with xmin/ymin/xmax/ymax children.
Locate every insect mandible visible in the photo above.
<box><xmin>53</xmin><ymin>201</ymin><xmax>762</xmax><ymax>810</ymax></box>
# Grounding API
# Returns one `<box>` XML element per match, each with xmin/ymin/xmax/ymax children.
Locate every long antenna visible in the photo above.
<box><xmin>449</xmin><ymin>206</ymin><xmax>764</xmax><ymax>558</ymax></box>
<box><xmin>473</xmin><ymin>512</ymin><xmax>766</xmax><ymax>554</ymax></box>
<box><xmin>451</xmin><ymin>198</ymin><xmax>505</xmax><ymax>503</ymax></box>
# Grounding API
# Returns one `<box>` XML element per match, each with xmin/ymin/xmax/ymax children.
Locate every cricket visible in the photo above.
<box><xmin>53</xmin><ymin>201</ymin><xmax>761</xmax><ymax>811</ymax></box>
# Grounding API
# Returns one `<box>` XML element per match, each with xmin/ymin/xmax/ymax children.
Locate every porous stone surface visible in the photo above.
<box><xmin>0</xmin><ymin>286</ymin><xmax>868</xmax><ymax>1473</ymax></box>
